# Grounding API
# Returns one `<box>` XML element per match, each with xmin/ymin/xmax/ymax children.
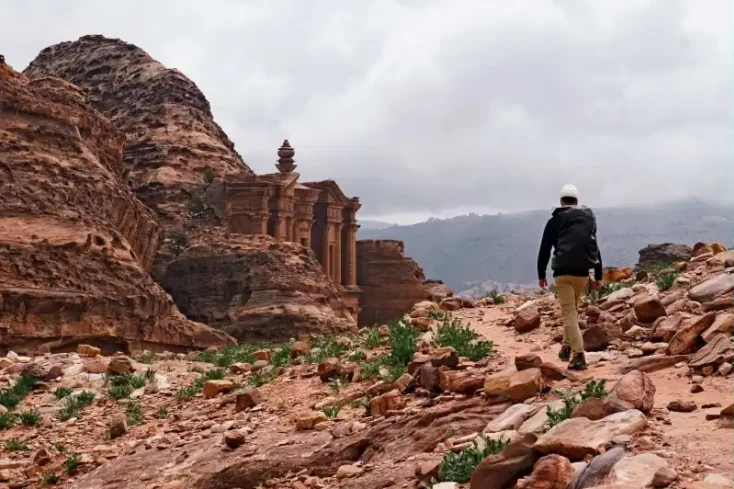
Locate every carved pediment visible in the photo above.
<box><xmin>302</xmin><ymin>180</ymin><xmax>350</xmax><ymax>205</ymax></box>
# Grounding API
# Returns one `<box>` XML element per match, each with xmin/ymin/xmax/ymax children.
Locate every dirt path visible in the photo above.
<box><xmin>459</xmin><ymin>304</ymin><xmax>734</xmax><ymax>481</ymax></box>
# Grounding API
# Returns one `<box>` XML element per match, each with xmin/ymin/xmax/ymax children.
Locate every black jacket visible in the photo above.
<box><xmin>537</xmin><ymin>206</ymin><xmax>603</xmax><ymax>281</ymax></box>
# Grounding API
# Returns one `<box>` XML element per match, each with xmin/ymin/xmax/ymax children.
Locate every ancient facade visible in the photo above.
<box><xmin>224</xmin><ymin>141</ymin><xmax>361</xmax><ymax>318</ymax></box>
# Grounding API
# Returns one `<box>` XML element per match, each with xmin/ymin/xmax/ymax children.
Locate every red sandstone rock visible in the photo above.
<box><xmin>370</xmin><ymin>389</ymin><xmax>406</xmax><ymax>417</ymax></box>
<box><xmin>608</xmin><ymin>369</ymin><xmax>656</xmax><ymax>413</ymax></box>
<box><xmin>515</xmin><ymin>309</ymin><xmax>541</xmax><ymax>333</ymax></box>
<box><xmin>0</xmin><ymin>61</ymin><xmax>232</xmax><ymax>353</ymax></box>
<box><xmin>634</xmin><ymin>295</ymin><xmax>667</xmax><ymax>323</ymax></box>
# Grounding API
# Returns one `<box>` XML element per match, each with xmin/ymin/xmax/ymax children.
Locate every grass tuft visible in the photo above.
<box><xmin>436</xmin><ymin>435</ymin><xmax>509</xmax><ymax>483</ymax></box>
<box><xmin>435</xmin><ymin>317</ymin><xmax>494</xmax><ymax>361</ymax></box>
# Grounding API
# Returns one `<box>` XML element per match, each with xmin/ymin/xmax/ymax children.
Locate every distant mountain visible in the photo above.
<box><xmin>359</xmin><ymin>219</ymin><xmax>398</xmax><ymax>230</ymax></box>
<box><xmin>357</xmin><ymin>199</ymin><xmax>734</xmax><ymax>292</ymax></box>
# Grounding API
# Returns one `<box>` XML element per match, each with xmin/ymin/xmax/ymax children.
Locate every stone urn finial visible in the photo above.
<box><xmin>276</xmin><ymin>139</ymin><xmax>297</xmax><ymax>173</ymax></box>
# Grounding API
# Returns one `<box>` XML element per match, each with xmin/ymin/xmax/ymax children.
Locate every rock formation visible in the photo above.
<box><xmin>24</xmin><ymin>35</ymin><xmax>357</xmax><ymax>339</ymax></box>
<box><xmin>0</xmin><ymin>58</ymin><xmax>232</xmax><ymax>353</ymax></box>
<box><xmin>637</xmin><ymin>243</ymin><xmax>693</xmax><ymax>269</ymax></box>
<box><xmin>356</xmin><ymin>240</ymin><xmax>447</xmax><ymax>326</ymax></box>
<box><xmin>161</xmin><ymin>232</ymin><xmax>355</xmax><ymax>341</ymax></box>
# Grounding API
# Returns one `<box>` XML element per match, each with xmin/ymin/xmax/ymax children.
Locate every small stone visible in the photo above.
<box><xmin>515</xmin><ymin>308</ymin><xmax>541</xmax><ymax>333</ymax></box>
<box><xmin>235</xmin><ymin>388</ymin><xmax>263</xmax><ymax>411</ymax></box>
<box><xmin>690</xmin><ymin>384</ymin><xmax>704</xmax><ymax>393</ymax></box>
<box><xmin>109</xmin><ymin>415</ymin><xmax>127</xmax><ymax>439</ymax></box>
<box><xmin>223</xmin><ymin>430</ymin><xmax>245</xmax><ymax>449</ymax></box>
<box><xmin>202</xmin><ymin>380</ymin><xmax>234</xmax><ymax>399</ymax></box>
<box><xmin>296</xmin><ymin>412</ymin><xmax>329</xmax><ymax>430</ymax></box>
<box><xmin>335</xmin><ymin>464</ymin><xmax>364</xmax><ymax>479</ymax></box>
<box><xmin>108</xmin><ymin>355</ymin><xmax>135</xmax><ymax>374</ymax></box>
<box><xmin>652</xmin><ymin>466</ymin><xmax>678</xmax><ymax>487</ymax></box>
<box><xmin>667</xmin><ymin>400</ymin><xmax>697</xmax><ymax>412</ymax></box>
<box><xmin>77</xmin><ymin>344</ymin><xmax>101</xmax><ymax>357</ymax></box>
<box><xmin>718</xmin><ymin>362</ymin><xmax>732</xmax><ymax>376</ymax></box>
<box><xmin>251</xmin><ymin>360</ymin><xmax>269</xmax><ymax>372</ymax></box>
<box><xmin>702</xmin><ymin>366</ymin><xmax>715</xmax><ymax>376</ymax></box>
<box><xmin>252</xmin><ymin>349</ymin><xmax>271</xmax><ymax>362</ymax></box>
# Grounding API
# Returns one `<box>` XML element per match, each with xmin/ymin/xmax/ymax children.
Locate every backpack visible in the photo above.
<box><xmin>551</xmin><ymin>206</ymin><xmax>599</xmax><ymax>270</ymax></box>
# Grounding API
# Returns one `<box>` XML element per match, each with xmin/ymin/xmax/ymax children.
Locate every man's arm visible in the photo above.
<box><xmin>594</xmin><ymin>247</ymin><xmax>603</xmax><ymax>282</ymax></box>
<box><xmin>537</xmin><ymin>218</ymin><xmax>556</xmax><ymax>280</ymax></box>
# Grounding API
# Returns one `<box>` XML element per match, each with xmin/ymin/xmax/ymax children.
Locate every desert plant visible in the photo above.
<box><xmin>125</xmin><ymin>401</ymin><xmax>144</xmax><ymax>426</ymax></box>
<box><xmin>427</xmin><ymin>310</ymin><xmax>451</xmax><ymax>321</ymax></box>
<box><xmin>108</xmin><ymin>384</ymin><xmax>134</xmax><ymax>400</ymax></box>
<box><xmin>57</xmin><ymin>391</ymin><xmax>96</xmax><ymax>421</ymax></box>
<box><xmin>144</xmin><ymin>368</ymin><xmax>157</xmax><ymax>383</ymax></box>
<box><xmin>322</xmin><ymin>405</ymin><xmax>341</xmax><ymax>419</ymax></box>
<box><xmin>0</xmin><ymin>412</ymin><xmax>17</xmax><ymax>429</ymax></box>
<box><xmin>307</xmin><ymin>336</ymin><xmax>352</xmax><ymax>364</ymax></box>
<box><xmin>327</xmin><ymin>377</ymin><xmax>348</xmax><ymax>393</ymax></box>
<box><xmin>170</xmin><ymin>230</ymin><xmax>189</xmax><ymax>257</ymax></box>
<box><xmin>435</xmin><ymin>318</ymin><xmax>494</xmax><ymax>361</ymax></box>
<box><xmin>19</xmin><ymin>409</ymin><xmax>41</xmax><ymax>426</ymax></box>
<box><xmin>156</xmin><ymin>407</ymin><xmax>170</xmax><ymax>419</ymax></box>
<box><xmin>656</xmin><ymin>272</ymin><xmax>678</xmax><ymax>291</ymax></box>
<box><xmin>41</xmin><ymin>472</ymin><xmax>60</xmax><ymax>485</ymax></box>
<box><xmin>54</xmin><ymin>443</ymin><xmax>67</xmax><ymax>454</ymax></box>
<box><xmin>63</xmin><ymin>455</ymin><xmax>80</xmax><ymax>474</ymax></box>
<box><xmin>486</xmin><ymin>289</ymin><xmax>506</xmax><ymax>304</ymax></box>
<box><xmin>175</xmin><ymin>385</ymin><xmax>199</xmax><ymax>402</ymax></box>
<box><xmin>361</xmin><ymin>327</ymin><xmax>386</xmax><ymax>350</ymax></box>
<box><xmin>545</xmin><ymin>396</ymin><xmax>577</xmax><ymax>430</ymax></box>
<box><xmin>137</xmin><ymin>351</ymin><xmax>155</xmax><ymax>365</ymax></box>
<box><xmin>437</xmin><ymin>435</ymin><xmax>509</xmax><ymax>483</ymax></box>
<box><xmin>0</xmin><ymin>373</ymin><xmax>38</xmax><ymax>409</ymax></box>
<box><xmin>3</xmin><ymin>437</ymin><xmax>27</xmax><ymax>452</ymax></box>
<box><xmin>247</xmin><ymin>369</ymin><xmax>276</xmax><ymax>387</ymax></box>
<box><xmin>580</xmin><ymin>379</ymin><xmax>609</xmax><ymax>400</ymax></box>
<box><xmin>386</xmin><ymin>319</ymin><xmax>419</xmax><ymax>366</ymax></box>
<box><xmin>271</xmin><ymin>345</ymin><xmax>294</xmax><ymax>367</ymax></box>
<box><xmin>53</xmin><ymin>387</ymin><xmax>73</xmax><ymax>399</ymax></box>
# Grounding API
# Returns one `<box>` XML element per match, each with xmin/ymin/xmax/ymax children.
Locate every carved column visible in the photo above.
<box><xmin>321</xmin><ymin>223</ymin><xmax>330</xmax><ymax>277</ymax></box>
<box><xmin>343</xmin><ymin>223</ymin><xmax>358</xmax><ymax>286</ymax></box>
<box><xmin>334</xmin><ymin>223</ymin><xmax>343</xmax><ymax>284</ymax></box>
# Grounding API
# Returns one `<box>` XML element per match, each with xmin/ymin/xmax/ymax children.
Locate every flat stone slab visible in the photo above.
<box><xmin>484</xmin><ymin>404</ymin><xmax>536</xmax><ymax>433</ymax></box>
<box><xmin>689</xmin><ymin>273</ymin><xmax>734</xmax><ymax>303</ymax></box>
<box><xmin>611</xmin><ymin>453</ymin><xmax>668</xmax><ymax>488</ymax></box>
<box><xmin>534</xmin><ymin>410</ymin><xmax>647</xmax><ymax>461</ymax></box>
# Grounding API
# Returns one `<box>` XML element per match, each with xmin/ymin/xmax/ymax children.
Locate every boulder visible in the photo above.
<box><xmin>291</xmin><ymin>341</ymin><xmax>312</xmax><ymax>359</ymax></box>
<box><xmin>410</xmin><ymin>316</ymin><xmax>439</xmax><ymax>332</ymax></box>
<box><xmin>571</xmin><ymin>398</ymin><xmax>606</xmax><ymax>421</ymax></box>
<box><xmin>439</xmin><ymin>370</ymin><xmax>485</xmax><ymax>394</ymax></box>
<box><xmin>689</xmin><ymin>273</ymin><xmax>734</xmax><ymax>303</ymax></box>
<box><xmin>515</xmin><ymin>308</ymin><xmax>541</xmax><ymax>333</ymax></box>
<box><xmin>633</xmin><ymin>295</ymin><xmax>666</xmax><ymax>323</ymax></box>
<box><xmin>484</xmin><ymin>404</ymin><xmax>536</xmax><ymax>433</ymax></box>
<box><xmin>688</xmin><ymin>333</ymin><xmax>733</xmax><ymax>369</ymax></box>
<box><xmin>534</xmin><ymin>410</ymin><xmax>647</xmax><ymax>461</ymax></box>
<box><xmin>84</xmin><ymin>359</ymin><xmax>109</xmax><ymax>374</ymax></box>
<box><xmin>431</xmin><ymin>347</ymin><xmax>460</xmax><ymax>368</ymax></box>
<box><xmin>521</xmin><ymin>454</ymin><xmax>574</xmax><ymax>489</ymax></box>
<box><xmin>235</xmin><ymin>388</ymin><xmax>263</xmax><ymax>411</ymax></box>
<box><xmin>568</xmin><ymin>444</ymin><xmax>627</xmax><ymax>489</ymax></box>
<box><xmin>515</xmin><ymin>354</ymin><xmax>543</xmax><ymax>371</ymax></box>
<box><xmin>108</xmin><ymin>355</ymin><xmax>135</xmax><ymax>374</ymax></box>
<box><xmin>369</xmin><ymin>389</ymin><xmax>405</xmax><ymax>417</ymax></box>
<box><xmin>418</xmin><ymin>364</ymin><xmax>441</xmax><ymax>392</ymax></box>
<box><xmin>77</xmin><ymin>344</ymin><xmax>101</xmax><ymax>357</ymax></box>
<box><xmin>252</xmin><ymin>350</ymin><xmax>271</xmax><ymax>362</ymax></box>
<box><xmin>469</xmin><ymin>433</ymin><xmax>539</xmax><ymax>489</ymax></box>
<box><xmin>651</xmin><ymin>467</ymin><xmax>678</xmax><ymax>487</ymax></box>
<box><xmin>583</xmin><ymin>325</ymin><xmax>610</xmax><ymax>352</ymax></box>
<box><xmin>650</xmin><ymin>313</ymin><xmax>685</xmax><ymax>343</ymax></box>
<box><xmin>608</xmin><ymin>370</ymin><xmax>655</xmax><ymax>413</ymax></box>
<box><xmin>667</xmin><ymin>312</ymin><xmax>717</xmax><ymax>355</ymax></box>
<box><xmin>317</xmin><ymin>358</ymin><xmax>342</xmax><ymax>382</ymax></box>
<box><xmin>484</xmin><ymin>368</ymin><xmax>516</xmax><ymax>397</ymax></box>
<box><xmin>203</xmin><ymin>380</ymin><xmax>234</xmax><ymax>399</ymax></box>
<box><xmin>666</xmin><ymin>400</ymin><xmax>697</xmax><ymax>412</ymax></box>
<box><xmin>295</xmin><ymin>412</ymin><xmax>329</xmax><ymax>430</ymax></box>
<box><xmin>109</xmin><ymin>415</ymin><xmax>127</xmax><ymax>439</ymax></box>
<box><xmin>702</xmin><ymin>313</ymin><xmax>734</xmax><ymax>342</ymax></box>
<box><xmin>611</xmin><ymin>453</ymin><xmax>668</xmax><ymax>488</ymax></box>
<box><xmin>224</xmin><ymin>430</ymin><xmax>246</xmax><ymax>449</ymax></box>
<box><xmin>636</xmin><ymin>243</ymin><xmax>692</xmax><ymax>270</ymax></box>
<box><xmin>507</xmin><ymin>368</ymin><xmax>543</xmax><ymax>403</ymax></box>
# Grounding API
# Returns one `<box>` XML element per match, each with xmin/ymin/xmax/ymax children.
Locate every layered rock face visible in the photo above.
<box><xmin>162</xmin><ymin>232</ymin><xmax>356</xmax><ymax>341</ymax></box>
<box><xmin>637</xmin><ymin>243</ymin><xmax>693</xmax><ymax>269</ymax></box>
<box><xmin>357</xmin><ymin>240</ymin><xmax>442</xmax><ymax>326</ymax></box>
<box><xmin>24</xmin><ymin>35</ymin><xmax>358</xmax><ymax>339</ymax></box>
<box><xmin>24</xmin><ymin>35</ymin><xmax>253</xmax><ymax>233</ymax></box>
<box><xmin>0</xmin><ymin>59</ymin><xmax>232</xmax><ymax>354</ymax></box>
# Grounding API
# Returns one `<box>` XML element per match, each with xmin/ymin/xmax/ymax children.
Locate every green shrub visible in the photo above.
<box><xmin>63</xmin><ymin>455</ymin><xmax>80</xmax><ymax>474</ymax></box>
<box><xmin>0</xmin><ymin>373</ymin><xmax>38</xmax><ymax>409</ymax></box>
<box><xmin>587</xmin><ymin>282</ymin><xmax>626</xmax><ymax>304</ymax></box>
<box><xmin>170</xmin><ymin>230</ymin><xmax>190</xmax><ymax>257</ymax></box>
<box><xmin>271</xmin><ymin>345</ymin><xmax>293</xmax><ymax>367</ymax></box>
<box><xmin>546</xmin><ymin>380</ymin><xmax>610</xmax><ymax>431</ymax></box>
<box><xmin>328</xmin><ymin>377</ymin><xmax>348</xmax><ymax>393</ymax></box>
<box><xmin>656</xmin><ymin>272</ymin><xmax>678</xmax><ymax>291</ymax></box>
<box><xmin>53</xmin><ymin>387</ymin><xmax>73</xmax><ymax>399</ymax></box>
<box><xmin>57</xmin><ymin>391</ymin><xmax>96</xmax><ymax>421</ymax></box>
<box><xmin>175</xmin><ymin>385</ymin><xmax>199</xmax><ymax>402</ymax></box>
<box><xmin>427</xmin><ymin>310</ymin><xmax>451</xmax><ymax>321</ymax></box>
<box><xmin>137</xmin><ymin>352</ymin><xmax>155</xmax><ymax>365</ymax></box>
<box><xmin>361</xmin><ymin>327</ymin><xmax>386</xmax><ymax>349</ymax></box>
<box><xmin>3</xmin><ymin>437</ymin><xmax>27</xmax><ymax>452</ymax></box>
<box><xmin>247</xmin><ymin>370</ymin><xmax>276</xmax><ymax>387</ymax></box>
<box><xmin>435</xmin><ymin>318</ymin><xmax>494</xmax><ymax>361</ymax></box>
<box><xmin>109</xmin><ymin>373</ymin><xmax>146</xmax><ymax>389</ymax></box>
<box><xmin>156</xmin><ymin>407</ymin><xmax>169</xmax><ymax>419</ymax></box>
<box><xmin>0</xmin><ymin>412</ymin><xmax>17</xmax><ymax>429</ymax></box>
<box><xmin>437</xmin><ymin>435</ymin><xmax>509</xmax><ymax>483</ymax></box>
<box><xmin>386</xmin><ymin>319</ymin><xmax>419</xmax><ymax>366</ymax></box>
<box><xmin>144</xmin><ymin>368</ymin><xmax>157</xmax><ymax>383</ymax></box>
<box><xmin>307</xmin><ymin>336</ymin><xmax>352</xmax><ymax>364</ymax></box>
<box><xmin>580</xmin><ymin>379</ymin><xmax>608</xmax><ymax>400</ymax></box>
<box><xmin>41</xmin><ymin>472</ymin><xmax>60</xmax><ymax>485</ymax></box>
<box><xmin>125</xmin><ymin>401</ymin><xmax>144</xmax><ymax>426</ymax></box>
<box><xmin>108</xmin><ymin>384</ymin><xmax>134</xmax><ymax>400</ymax></box>
<box><xmin>19</xmin><ymin>409</ymin><xmax>41</xmax><ymax>426</ymax></box>
<box><xmin>322</xmin><ymin>405</ymin><xmax>341</xmax><ymax>419</ymax></box>
<box><xmin>546</xmin><ymin>396</ymin><xmax>577</xmax><ymax>430</ymax></box>
<box><xmin>54</xmin><ymin>443</ymin><xmax>67</xmax><ymax>454</ymax></box>
<box><xmin>487</xmin><ymin>289</ymin><xmax>506</xmax><ymax>304</ymax></box>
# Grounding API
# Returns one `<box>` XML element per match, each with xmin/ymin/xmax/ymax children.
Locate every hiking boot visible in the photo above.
<box><xmin>558</xmin><ymin>344</ymin><xmax>571</xmax><ymax>362</ymax></box>
<box><xmin>568</xmin><ymin>352</ymin><xmax>588</xmax><ymax>371</ymax></box>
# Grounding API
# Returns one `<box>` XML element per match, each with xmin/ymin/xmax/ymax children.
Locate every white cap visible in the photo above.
<box><xmin>560</xmin><ymin>184</ymin><xmax>579</xmax><ymax>200</ymax></box>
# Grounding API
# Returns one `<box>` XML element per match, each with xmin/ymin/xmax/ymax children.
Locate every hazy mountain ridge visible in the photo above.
<box><xmin>358</xmin><ymin>199</ymin><xmax>734</xmax><ymax>291</ymax></box>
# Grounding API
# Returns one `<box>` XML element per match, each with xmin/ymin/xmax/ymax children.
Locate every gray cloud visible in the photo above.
<box><xmin>2</xmin><ymin>0</ymin><xmax>731</xmax><ymax>223</ymax></box>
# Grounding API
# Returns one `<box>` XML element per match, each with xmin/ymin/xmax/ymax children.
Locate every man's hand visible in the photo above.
<box><xmin>538</xmin><ymin>279</ymin><xmax>548</xmax><ymax>289</ymax></box>
<box><xmin>590</xmin><ymin>280</ymin><xmax>602</xmax><ymax>291</ymax></box>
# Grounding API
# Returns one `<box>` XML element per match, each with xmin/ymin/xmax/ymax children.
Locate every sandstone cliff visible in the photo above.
<box><xmin>0</xmin><ymin>58</ymin><xmax>233</xmax><ymax>354</ymax></box>
<box><xmin>162</xmin><ymin>231</ymin><xmax>356</xmax><ymax>341</ymax></box>
<box><xmin>357</xmin><ymin>240</ymin><xmax>448</xmax><ymax>326</ymax></box>
<box><xmin>24</xmin><ymin>35</ymin><xmax>252</xmax><ymax>233</ymax></box>
<box><xmin>23</xmin><ymin>36</ymin><xmax>357</xmax><ymax>339</ymax></box>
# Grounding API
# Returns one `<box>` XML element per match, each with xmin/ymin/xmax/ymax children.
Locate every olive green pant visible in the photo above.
<box><xmin>555</xmin><ymin>275</ymin><xmax>589</xmax><ymax>354</ymax></box>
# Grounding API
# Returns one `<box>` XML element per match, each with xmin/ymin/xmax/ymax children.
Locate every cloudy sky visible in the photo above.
<box><xmin>2</xmin><ymin>0</ymin><xmax>732</xmax><ymax>223</ymax></box>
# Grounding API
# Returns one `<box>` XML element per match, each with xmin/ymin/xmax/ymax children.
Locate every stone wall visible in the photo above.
<box><xmin>356</xmin><ymin>240</ymin><xmax>432</xmax><ymax>326</ymax></box>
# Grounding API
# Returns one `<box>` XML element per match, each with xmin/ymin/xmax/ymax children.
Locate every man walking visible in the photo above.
<box><xmin>537</xmin><ymin>184</ymin><xmax>603</xmax><ymax>371</ymax></box>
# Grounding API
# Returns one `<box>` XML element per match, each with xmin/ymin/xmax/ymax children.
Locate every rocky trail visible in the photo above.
<box><xmin>1</xmin><ymin>244</ymin><xmax>733</xmax><ymax>489</ymax></box>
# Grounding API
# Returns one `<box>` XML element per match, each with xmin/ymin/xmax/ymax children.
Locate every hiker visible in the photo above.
<box><xmin>536</xmin><ymin>184</ymin><xmax>603</xmax><ymax>371</ymax></box>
